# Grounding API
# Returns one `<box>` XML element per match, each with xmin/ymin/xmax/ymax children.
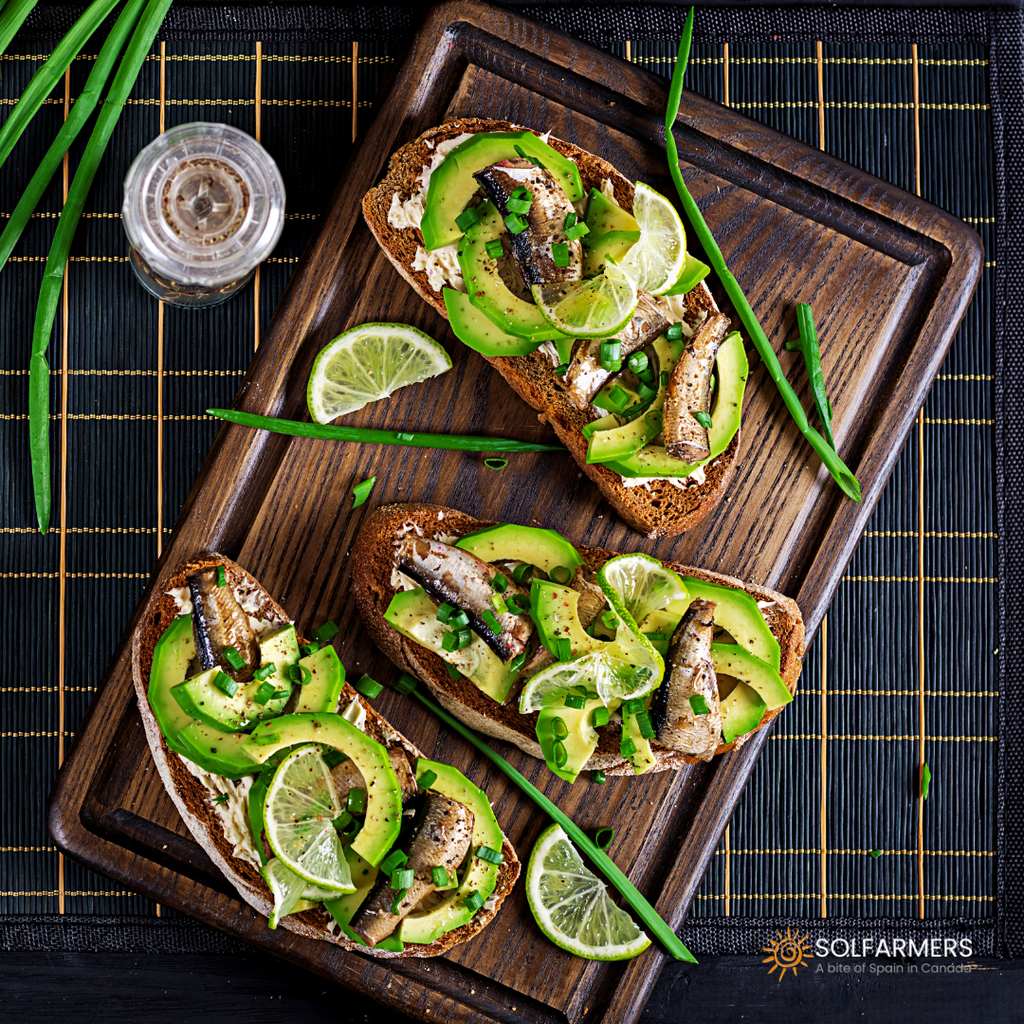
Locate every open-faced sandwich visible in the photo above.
<box><xmin>362</xmin><ymin>117</ymin><xmax>748</xmax><ymax>538</ymax></box>
<box><xmin>353</xmin><ymin>504</ymin><xmax>805</xmax><ymax>781</ymax></box>
<box><xmin>132</xmin><ymin>554</ymin><xmax>519</xmax><ymax>956</ymax></box>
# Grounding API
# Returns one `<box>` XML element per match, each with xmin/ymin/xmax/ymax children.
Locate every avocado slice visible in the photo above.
<box><xmin>664</xmin><ymin>252</ymin><xmax>711</xmax><ymax>296</ymax></box>
<box><xmin>583</xmin><ymin>230</ymin><xmax>641</xmax><ymax>277</ymax></box>
<box><xmin>294</xmin><ymin>645</ymin><xmax>346</xmax><ymax>714</ymax></box>
<box><xmin>421</xmin><ymin>131</ymin><xmax>584</xmax><ymax>251</ymax></box>
<box><xmin>682</xmin><ymin>578</ymin><xmax>780</xmax><ymax>669</ymax></box>
<box><xmin>606</xmin><ymin>331</ymin><xmax>748</xmax><ymax>478</ymax></box>
<box><xmin>443</xmin><ymin>287</ymin><xmax>540</xmax><ymax>357</ymax></box>
<box><xmin>720</xmin><ymin>682</ymin><xmax>767</xmax><ymax>744</ymax></box>
<box><xmin>536</xmin><ymin>695</ymin><xmax>612</xmax><ymax>784</ymax></box>
<box><xmin>621</xmin><ymin>707</ymin><xmax>657</xmax><ymax>775</ymax></box>
<box><xmin>711</xmin><ymin>643</ymin><xmax>791</xmax><ymax>710</ymax></box>
<box><xmin>322</xmin><ymin>847</ymin><xmax>381</xmax><ymax>943</ymax></box>
<box><xmin>398</xmin><ymin>759</ymin><xmax>505</xmax><ymax>944</ymax></box>
<box><xmin>243</xmin><ymin>713</ymin><xmax>402</xmax><ymax>867</ymax></box>
<box><xmin>583</xmin><ymin>186</ymin><xmax>639</xmax><ymax>237</ymax></box>
<box><xmin>455</xmin><ymin>522</ymin><xmax>584</xmax><ymax>575</ymax></box>
<box><xmin>384</xmin><ymin>588</ymin><xmax>517</xmax><ymax>703</ymax></box>
<box><xmin>171</xmin><ymin>625</ymin><xmax>300</xmax><ymax>732</ymax></box>
<box><xmin>457</xmin><ymin>203</ymin><xmax>573</xmax><ymax>342</ymax></box>
<box><xmin>529</xmin><ymin>579</ymin><xmax>604</xmax><ymax>659</ymax></box>
<box><xmin>176</xmin><ymin>722</ymin><xmax>259</xmax><ymax>778</ymax></box>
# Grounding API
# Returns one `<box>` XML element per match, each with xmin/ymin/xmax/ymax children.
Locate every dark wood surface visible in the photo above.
<box><xmin>47</xmin><ymin>3</ymin><xmax>982</xmax><ymax>1024</ymax></box>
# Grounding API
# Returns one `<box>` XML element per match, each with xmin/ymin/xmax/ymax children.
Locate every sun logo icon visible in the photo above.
<box><xmin>762</xmin><ymin>927</ymin><xmax>814</xmax><ymax>981</ymax></box>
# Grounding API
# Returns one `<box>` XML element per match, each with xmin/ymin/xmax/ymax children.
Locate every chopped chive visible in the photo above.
<box><xmin>390</xmin><ymin>889</ymin><xmax>408</xmax><ymax>915</ymax></box>
<box><xmin>512</xmin><ymin>143</ymin><xmax>544</xmax><ymax>168</ymax></box>
<box><xmin>509</xmin><ymin>651</ymin><xmax>527</xmax><ymax>674</ymax></box>
<box><xmin>689</xmin><ymin>694</ymin><xmax>711</xmax><ymax>716</ymax></box>
<box><xmin>508</xmin><ymin>593</ymin><xmax>531</xmax><ymax>614</ymax></box>
<box><xmin>551</xmin><ymin>740</ymin><xmax>568</xmax><ymax>769</ymax></box>
<box><xmin>549</xmin><ymin>565</ymin><xmax>573</xmax><ymax>585</ymax></box>
<box><xmin>644</xmin><ymin>632</ymin><xmax>668</xmax><ymax>644</ymax></box>
<box><xmin>351</xmin><ymin>475</ymin><xmax>377</xmax><ymax>508</ymax></box>
<box><xmin>593</xmin><ymin>770</ymin><xmax>607</xmax><ymax>784</ymax></box>
<box><xmin>322</xmin><ymin>749</ymin><xmax>345</xmax><ymax>769</ymax></box>
<box><xmin>449</xmin><ymin>609</ymin><xmax>470</xmax><ymax>630</ymax></box>
<box><xmin>288</xmin><ymin>664</ymin><xmax>312</xmax><ymax>686</ymax></box>
<box><xmin>253</xmin><ymin>662</ymin><xmax>276</xmax><ymax>682</ymax></box>
<box><xmin>627</xmin><ymin>351</ymin><xmax>649</xmax><ymax>376</ymax></box>
<box><xmin>565</xmin><ymin>221</ymin><xmax>590</xmax><ymax>241</ymax></box>
<box><xmin>607</xmin><ymin>385</ymin><xmax>629</xmax><ymax>411</ymax></box>
<box><xmin>620</xmin><ymin>736</ymin><xmax>637</xmax><ymax>758</ymax></box>
<box><xmin>298</xmin><ymin>643</ymin><xmax>320</xmax><ymax>657</ymax></box>
<box><xmin>635</xmin><ymin>710</ymin><xmax>656</xmax><ymax>740</ymax></box>
<box><xmin>661</xmin><ymin>370</ymin><xmax>671</xmax><ymax>387</ymax></box>
<box><xmin>551</xmin><ymin>241</ymin><xmax>570</xmax><ymax>267</ymax></box>
<box><xmin>565</xmin><ymin>212</ymin><xmax>578</xmax><ymax>229</ymax></box>
<box><xmin>555</xmin><ymin>637</ymin><xmax>573</xmax><ymax>662</ymax></box>
<box><xmin>213</xmin><ymin>671</ymin><xmax>238</xmax><ymax>697</ymax></box>
<box><xmin>506</xmin><ymin>191</ymin><xmax>532</xmax><ymax>215</ymax></box>
<box><xmin>484</xmin><ymin>457</ymin><xmax>509</xmax><ymax>471</ymax></box>
<box><xmin>622</xmin><ymin>697</ymin><xmax>644</xmax><ymax>716</ymax></box>
<box><xmin>380</xmin><ymin>849</ymin><xmax>408</xmax><ymax>877</ymax></box>
<box><xmin>417</xmin><ymin>769</ymin><xmax>437</xmax><ymax>790</ymax></box>
<box><xmin>594</xmin><ymin>826</ymin><xmax>615</xmax><ymax>851</ymax></box>
<box><xmin>445</xmin><ymin>662</ymin><xmax>462</xmax><ymax>681</ymax></box>
<box><xmin>394</xmin><ymin>672</ymin><xmax>418</xmax><ymax>695</ymax></box>
<box><xmin>441</xmin><ymin>631</ymin><xmax>460</xmax><ymax>653</ymax></box>
<box><xmin>600</xmin><ymin>340</ymin><xmax>622</xmax><ymax>372</ymax></box>
<box><xmin>463</xmin><ymin>890</ymin><xmax>485</xmax><ymax>913</ymax></box>
<box><xmin>481</xmin><ymin>610</ymin><xmax>503</xmax><ymax>635</ymax></box>
<box><xmin>551</xmin><ymin>716</ymin><xmax>569</xmax><ymax>741</ymax></box>
<box><xmin>492</xmin><ymin>573</ymin><xmax>508</xmax><ymax>594</ymax></box>
<box><xmin>868</xmin><ymin>849</ymin><xmax>883</xmax><ymax>859</ymax></box>
<box><xmin>222</xmin><ymin>646</ymin><xmax>246</xmax><ymax>672</ymax></box>
<box><xmin>563</xmin><ymin>693</ymin><xmax>586</xmax><ymax>710</ymax></box>
<box><xmin>485</xmin><ymin>237</ymin><xmax>504</xmax><ymax>260</ymax></box>
<box><xmin>253</xmin><ymin>681</ymin><xmax>276</xmax><ymax>705</ymax></box>
<box><xmin>512</xmin><ymin>563</ymin><xmax>534</xmax><ymax>583</ymax></box>
<box><xmin>354</xmin><ymin>674</ymin><xmax>383</xmax><ymax>699</ymax></box>
<box><xmin>437</xmin><ymin>603</ymin><xmax>454</xmax><ymax>625</ymax></box>
<box><xmin>392</xmin><ymin>867</ymin><xmax>415</xmax><ymax>890</ymax></box>
<box><xmin>397</xmin><ymin>431</ymin><xmax>415</xmax><ymax>442</ymax></box>
<box><xmin>216</xmin><ymin>564</ymin><xmax>227</xmax><ymax>588</ymax></box>
<box><xmin>432</xmin><ymin>865</ymin><xmax>450</xmax><ymax>887</ymax></box>
<box><xmin>457</xmin><ymin>628</ymin><xmax>473</xmax><ymax>649</ymax></box>
<box><xmin>921</xmin><ymin>763</ymin><xmax>932</xmax><ymax>800</ymax></box>
<box><xmin>504</xmin><ymin>212</ymin><xmax>528</xmax><ymax>234</ymax></box>
<box><xmin>592</xmin><ymin>706</ymin><xmax>610</xmax><ymax>728</ymax></box>
<box><xmin>491</xmin><ymin>593</ymin><xmax>508</xmax><ymax>615</ymax></box>
<box><xmin>636</xmin><ymin>380</ymin><xmax>658</xmax><ymax>403</ymax></box>
<box><xmin>311</xmin><ymin>620</ymin><xmax>339</xmax><ymax>643</ymax></box>
<box><xmin>554</xmin><ymin>363</ymin><xmax>570</xmax><ymax>377</ymax></box>
<box><xmin>455</xmin><ymin>206</ymin><xmax>480</xmax><ymax>232</ymax></box>
<box><xmin>694</xmin><ymin>411</ymin><xmax>713</xmax><ymax>430</ymax></box>
<box><xmin>333</xmin><ymin>810</ymin><xmax>354</xmax><ymax>833</ymax></box>
<box><xmin>213</xmin><ymin>793</ymin><xmax>230</xmax><ymax>806</ymax></box>
<box><xmin>476</xmin><ymin>845</ymin><xmax>504</xmax><ymax>865</ymax></box>
<box><xmin>347</xmin><ymin>788</ymin><xmax>367</xmax><ymax>816</ymax></box>
<box><xmin>667</xmin><ymin>322</ymin><xmax>684</xmax><ymax>341</ymax></box>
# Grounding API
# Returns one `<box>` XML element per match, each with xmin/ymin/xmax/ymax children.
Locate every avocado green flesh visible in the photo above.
<box><xmin>456</xmin><ymin>522</ymin><xmax>584</xmax><ymax>575</ymax></box>
<box><xmin>457</xmin><ymin>204</ymin><xmax>572</xmax><ymax>343</ymax></box>
<box><xmin>384</xmin><ymin>588</ymin><xmax>517</xmax><ymax>703</ymax></box>
<box><xmin>242</xmin><ymin>714</ymin><xmax>402</xmax><ymax>867</ymax></box>
<box><xmin>398</xmin><ymin>759</ymin><xmax>504</xmax><ymax>944</ymax></box>
<box><xmin>682</xmin><ymin>578</ymin><xmax>780</xmax><ymax>669</ymax></box>
<box><xmin>323</xmin><ymin>848</ymin><xmax>381</xmax><ymax>945</ymax></box>
<box><xmin>421</xmin><ymin>131</ymin><xmax>584</xmax><ymax>251</ymax></box>
<box><xmin>536</xmin><ymin>696</ymin><xmax>608</xmax><ymax>783</ymax></box>
<box><xmin>622</xmin><ymin>709</ymin><xmax>657</xmax><ymax>775</ymax></box>
<box><xmin>443</xmin><ymin>287</ymin><xmax>540</xmax><ymax>357</ymax></box>
<box><xmin>584</xmin><ymin>187</ymin><xmax>639</xmax><ymax>237</ymax></box>
<box><xmin>582</xmin><ymin>230</ymin><xmax>640</xmax><ymax>277</ymax></box>
<box><xmin>664</xmin><ymin>252</ymin><xmax>711</xmax><ymax>295</ymax></box>
<box><xmin>176</xmin><ymin>722</ymin><xmax>259</xmax><ymax>779</ymax></box>
<box><xmin>711</xmin><ymin>643</ymin><xmax>792</xmax><ymax>710</ymax></box>
<box><xmin>530</xmin><ymin>579</ymin><xmax>604</xmax><ymax>659</ymax></box>
<box><xmin>720</xmin><ymin>682</ymin><xmax>767</xmax><ymax>744</ymax></box>
<box><xmin>294</xmin><ymin>645</ymin><xmax>346</xmax><ymax>714</ymax></box>
<box><xmin>606</xmin><ymin>331</ymin><xmax>748</xmax><ymax>478</ymax></box>
<box><xmin>148</xmin><ymin>614</ymin><xmax>199</xmax><ymax>758</ymax></box>
<box><xmin>171</xmin><ymin>626</ymin><xmax>299</xmax><ymax>732</ymax></box>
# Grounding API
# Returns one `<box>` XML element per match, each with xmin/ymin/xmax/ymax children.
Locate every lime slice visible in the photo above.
<box><xmin>596</xmin><ymin>553</ymin><xmax>689</xmax><ymax>627</ymax></box>
<box><xmin>262</xmin><ymin>857</ymin><xmax>310</xmax><ymax>928</ymax></box>
<box><xmin>307</xmin><ymin>322</ymin><xmax>452</xmax><ymax>423</ymax></box>
<box><xmin>263</xmin><ymin>744</ymin><xmax>355</xmax><ymax>894</ymax></box>
<box><xmin>531</xmin><ymin>259</ymin><xmax>639</xmax><ymax>338</ymax></box>
<box><xmin>620</xmin><ymin>182</ymin><xmax>687</xmax><ymax>296</ymax></box>
<box><xmin>526</xmin><ymin>823</ymin><xmax>651</xmax><ymax>960</ymax></box>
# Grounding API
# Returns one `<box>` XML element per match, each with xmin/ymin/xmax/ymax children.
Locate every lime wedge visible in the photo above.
<box><xmin>262</xmin><ymin>857</ymin><xmax>310</xmax><ymax>928</ymax></box>
<box><xmin>620</xmin><ymin>182</ymin><xmax>687</xmax><ymax>296</ymax></box>
<box><xmin>531</xmin><ymin>259</ymin><xmax>639</xmax><ymax>338</ymax></box>
<box><xmin>526</xmin><ymin>823</ymin><xmax>651</xmax><ymax>960</ymax></box>
<box><xmin>596</xmin><ymin>553</ymin><xmax>689</xmax><ymax>627</ymax></box>
<box><xmin>307</xmin><ymin>322</ymin><xmax>452</xmax><ymax>423</ymax></box>
<box><xmin>263</xmin><ymin>744</ymin><xmax>355</xmax><ymax>894</ymax></box>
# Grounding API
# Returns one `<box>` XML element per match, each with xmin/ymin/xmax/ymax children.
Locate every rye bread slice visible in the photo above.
<box><xmin>131</xmin><ymin>553</ymin><xmax>520</xmax><ymax>958</ymax></box>
<box><xmin>361</xmin><ymin>117</ymin><xmax>739</xmax><ymax>538</ymax></box>
<box><xmin>352</xmin><ymin>503</ymin><xmax>805</xmax><ymax>775</ymax></box>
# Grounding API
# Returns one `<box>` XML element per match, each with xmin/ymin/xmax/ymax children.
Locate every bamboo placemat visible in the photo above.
<box><xmin>0</xmin><ymin>3</ymin><xmax>1008</xmax><ymax>955</ymax></box>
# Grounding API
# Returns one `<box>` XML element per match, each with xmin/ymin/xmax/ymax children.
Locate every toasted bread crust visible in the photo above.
<box><xmin>131</xmin><ymin>553</ymin><xmax>520</xmax><ymax>958</ymax></box>
<box><xmin>362</xmin><ymin>117</ymin><xmax>739</xmax><ymax>538</ymax></box>
<box><xmin>353</xmin><ymin>504</ymin><xmax>805</xmax><ymax>775</ymax></box>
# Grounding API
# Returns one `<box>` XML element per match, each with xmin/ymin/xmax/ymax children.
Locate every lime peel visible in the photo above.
<box><xmin>621</xmin><ymin>182</ymin><xmax>688</xmax><ymax>295</ymax></box>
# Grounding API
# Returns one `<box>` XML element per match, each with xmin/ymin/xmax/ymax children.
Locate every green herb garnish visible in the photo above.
<box><xmin>784</xmin><ymin>303</ymin><xmax>836</xmax><ymax>449</ymax></box>
<box><xmin>351</xmin><ymin>475</ymin><xmax>377</xmax><ymax>508</ymax></box>
<box><xmin>921</xmin><ymin>762</ymin><xmax>932</xmax><ymax>800</ymax></box>
<box><xmin>689</xmin><ymin>694</ymin><xmax>711</xmax><ymax>716</ymax></box>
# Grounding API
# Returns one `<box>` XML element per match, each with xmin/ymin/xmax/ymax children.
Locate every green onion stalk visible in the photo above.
<box><xmin>399</xmin><ymin>674</ymin><xmax>697</xmax><ymax>963</ymax></box>
<box><xmin>207</xmin><ymin>408</ymin><xmax>567</xmax><ymax>454</ymax></box>
<box><xmin>31</xmin><ymin>0</ymin><xmax>175</xmax><ymax>533</ymax></box>
<box><xmin>0</xmin><ymin>0</ymin><xmax>38</xmax><ymax>57</ymax></box>
<box><xmin>666</xmin><ymin>8</ymin><xmax>861</xmax><ymax>503</ymax></box>
<box><xmin>0</xmin><ymin>0</ymin><xmax>125</xmax><ymax>173</ymax></box>
<box><xmin>0</xmin><ymin>0</ymin><xmax>150</xmax><ymax>273</ymax></box>
<box><xmin>785</xmin><ymin>303</ymin><xmax>836</xmax><ymax>450</ymax></box>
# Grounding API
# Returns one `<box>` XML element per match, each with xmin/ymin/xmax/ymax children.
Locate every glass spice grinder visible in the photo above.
<box><xmin>122</xmin><ymin>122</ymin><xmax>286</xmax><ymax>307</ymax></box>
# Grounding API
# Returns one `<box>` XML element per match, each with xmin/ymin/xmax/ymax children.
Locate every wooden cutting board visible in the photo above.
<box><xmin>48</xmin><ymin>3</ymin><xmax>981</xmax><ymax>1022</ymax></box>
